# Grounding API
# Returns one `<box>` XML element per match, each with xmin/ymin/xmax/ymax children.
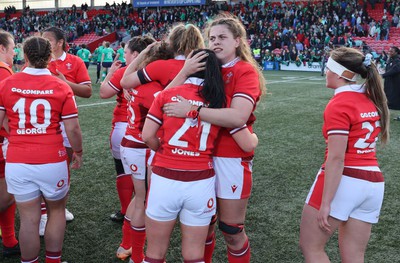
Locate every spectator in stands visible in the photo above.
<box><xmin>382</xmin><ymin>46</ymin><xmax>400</xmax><ymax>113</ymax></box>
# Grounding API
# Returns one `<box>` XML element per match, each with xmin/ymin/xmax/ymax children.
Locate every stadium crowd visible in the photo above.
<box><xmin>3</xmin><ymin>0</ymin><xmax>400</xmax><ymax>69</ymax></box>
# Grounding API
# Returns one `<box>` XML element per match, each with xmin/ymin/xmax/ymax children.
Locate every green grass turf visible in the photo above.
<box><xmin>2</xmin><ymin>69</ymin><xmax>400</xmax><ymax>262</ymax></box>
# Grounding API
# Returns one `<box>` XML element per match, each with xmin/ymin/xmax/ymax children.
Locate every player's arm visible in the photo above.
<box><xmin>100</xmin><ymin>61</ymin><xmax>122</xmax><ymax>98</ymax></box>
<box><xmin>318</xmin><ymin>134</ymin><xmax>347</xmax><ymax>233</ymax></box>
<box><xmin>114</xmin><ymin>52</ymin><xmax>120</xmax><ymax>62</ymax></box>
<box><xmin>0</xmin><ymin>111</ymin><xmax>5</xmax><ymax>130</ymax></box>
<box><xmin>231</xmin><ymin>126</ymin><xmax>258</xmax><ymax>152</ymax></box>
<box><xmin>61</xmin><ymin>75</ymin><xmax>92</xmax><ymax>98</ymax></box>
<box><xmin>120</xmin><ymin>60</ymin><xmax>141</xmax><ymax>90</ymax></box>
<box><xmin>142</xmin><ymin>118</ymin><xmax>161</xmax><ymax>151</ymax></box>
<box><xmin>165</xmin><ymin>96</ymin><xmax>253</xmax><ymax>128</ymax></box>
<box><xmin>121</xmin><ymin>42</ymin><xmax>157</xmax><ymax>90</ymax></box>
<box><xmin>63</xmin><ymin>117</ymin><xmax>83</xmax><ymax>169</ymax></box>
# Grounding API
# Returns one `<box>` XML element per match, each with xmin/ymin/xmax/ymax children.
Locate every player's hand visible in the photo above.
<box><xmin>55</xmin><ymin>69</ymin><xmax>67</xmax><ymax>82</ymax></box>
<box><xmin>317</xmin><ymin>204</ymin><xmax>332</xmax><ymax>234</ymax></box>
<box><xmin>123</xmin><ymin>89</ymin><xmax>131</xmax><ymax>101</ymax></box>
<box><xmin>181</xmin><ymin>50</ymin><xmax>207</xmax><ymax>78</ymax></box>
<box><xmin>163</xmin><ymin>95</ymin><xmax>192</xmax><ymax>118</ymax></box>
<box><xmin>110</xmin><ymin>60</ymin><xmax>122</xmax><ymax>73</ymax></box>
<box><xmin>71</xmin><ymin>152</ymin><xmax>83</xmax><ymax>169</ymax></box>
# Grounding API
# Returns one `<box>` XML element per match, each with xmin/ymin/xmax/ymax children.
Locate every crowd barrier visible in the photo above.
<box><xmin>263</xmin><ymin>61</ymin><xmax>323</xmax><ymax>72</ymax></box>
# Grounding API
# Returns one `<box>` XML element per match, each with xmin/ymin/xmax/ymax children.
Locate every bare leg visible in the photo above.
<box><xmin>17</xmin><ymin>197</ymin><xmax>41</xmax><ymax>259</ymax></box>
<box><xmin>44</xmin><ymin>195</ymin><xmax>68</xmax><ymax>252</ymax></box>
<box><xmin>145</xmin><ymin>216</ymin><xmax>175</xmax><ymax>260</ymax></box>
<box><xmin>181</xmin><ymin>223</ymin><xmax>209</xmax><ymax>261</ymax></box>
<box><xmin>339</xmin><ymin>218</ymin><xmax>372</xmax><ymax>263</ymax></box>
<box><xmin>299</xmin><ymin>204</ymin><xmax>341</xmax><ymax>263</ymax></box>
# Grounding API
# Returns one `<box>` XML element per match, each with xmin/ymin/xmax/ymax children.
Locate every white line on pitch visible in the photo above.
<box><xmin>78</xmin><ymin>101</ymin><xmax>116</xmax><ymax>108</ymax></box>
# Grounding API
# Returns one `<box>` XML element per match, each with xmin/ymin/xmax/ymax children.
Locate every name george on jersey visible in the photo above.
<box><xmin>17</xmin><ymin>127</ymin><xmax>47</xmax><ymax>135</ymax></box>
<box><xmin>12</xmin><ymin>87</ymin><xmax>54</xmax><ymax>95</ymax></box>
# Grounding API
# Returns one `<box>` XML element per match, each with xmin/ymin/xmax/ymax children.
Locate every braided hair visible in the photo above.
<box><xmin>23</xmin><ymin>36</ymin><xmax>52</xmax><ymax>69</ymax></box>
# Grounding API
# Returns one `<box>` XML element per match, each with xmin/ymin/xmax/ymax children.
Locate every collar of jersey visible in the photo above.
<box><xmin>184</xmin><ymin>77</ymin><xmax>204</xmax><ymax>86</ymax></box>
<box><xmin>334</xmin><ymin>84</ymin><xmax>365</xmax><ymax>95</ymax></box>
<box><xmin>51</xmin><ymin>52</ymin><xmax>67</xmax><ymax>62</ymax></box>
<box><xmin>175</xmin><ymin>55</ymin><xmax>185</xmax><ymax>60</ymax></box>
<box><xmin>23</xmin><ymin>67</ymin><xmax>52</xmax><ymax>75</ymax></box>
<box><xmin>222</xmin><ymin>57</ymin><xmax>240</xmax><ymax>68</ymax></box>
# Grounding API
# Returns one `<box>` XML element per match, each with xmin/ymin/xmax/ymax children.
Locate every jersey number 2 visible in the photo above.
<box><xmin>354</xmin><ymin>121</ymin><xmax>380</xmax><ymax>149</ymax></box>
<box><xmin>169</xmin><ymin>118</ymin><xmax>211</xmax><ymax>151</ymax></box>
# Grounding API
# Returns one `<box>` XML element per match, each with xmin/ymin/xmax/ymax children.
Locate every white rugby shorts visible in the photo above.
<box><xmin>146</xmin><ymin>173</ymin><xmax>216</xmax><ymax>226</ymax></box>
<box><xmin>6</xmin><ymin>161</ymin><xmax>69</xmax><ymax>202</ymax></box>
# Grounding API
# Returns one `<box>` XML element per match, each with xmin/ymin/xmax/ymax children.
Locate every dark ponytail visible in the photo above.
<box><xmin>190</xmin><ymin>49</ymin><xmax>225</xmax><ymax>109</ymax></box>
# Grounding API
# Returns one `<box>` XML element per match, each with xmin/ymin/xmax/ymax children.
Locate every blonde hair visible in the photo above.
<box><xmin>205</xmin><ymin>14</ymin><xmax>266</xmax><ymax>95</ymax></box>
<box><xmin>331</xmin><ymin>47</ymin><xmax>389</xmax><ymax>144</ymax></box>
<box><xmin>167</xmin><ymin>23</ymin><xmax>205</xmax><ymax>57</ymax></box>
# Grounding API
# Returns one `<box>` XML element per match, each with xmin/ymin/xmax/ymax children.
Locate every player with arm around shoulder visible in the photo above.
<box><xmin>120</xmin><ymin>23</ymin><xmax>205</xmax><ymax>91</ymax></box>
<box><xmin>163</xmin><ymin>15</ymin><xmax>266</xmax><ymax>263</ymax></box>
<box><xmin>0</xmin><ymin>36</ymin><xmax>83</xmax><ymax>263</ymax></box>
<box><xmin>141</xmin><ymin>49</ymin><xmax>258</xmax><ymax>263</ymax></box>
<box><xmin>299</xmin><ymin>47</ymin><xmax>389</xmax><ymax>263</ymax></box>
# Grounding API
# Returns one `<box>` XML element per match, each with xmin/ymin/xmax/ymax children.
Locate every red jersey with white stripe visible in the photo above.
<box><xmin>108</xmin><ymin>66</ymin><xmax>128</xmax><ymax>124</ymax></box>
<box><xmin>0</xmin><ymin>68</ymin><xmax>78</xmax><ymax>164</ymax></box>
<box><xmin>138</xmin><ymin>57</ymin><xmax>185</xmax><ymax>87</ymax></box>
<box><xmin>124</xmin><ymin>82</ymin><xmax>163</xmax><ymax>143</ymax></box>
<box><xmin>322</xmin><ymin>85</ymin><xmax>381</xmax><ymax>167</ymax></box>
<box><xmin>213</xmin><ymin>58</ymin><xmax>261</xmax><ymax>158</ymax></box>
<box><xmin>48</xmin><ymin>52</ymin><xmax>91</xmax><ymax>86</ymax></box>
<box><xmin>147</xmin><ymin>78</ymin><xmax>221</xmax><ymax>170</ymax></box>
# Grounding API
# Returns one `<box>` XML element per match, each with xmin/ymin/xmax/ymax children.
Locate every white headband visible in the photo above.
<box><xmin>326</xmin><ymin>57</ymin><xmax>358</xmax><ymax>81</ymax></box>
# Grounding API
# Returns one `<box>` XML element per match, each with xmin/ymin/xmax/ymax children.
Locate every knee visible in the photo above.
<box><xmin>218</xmin><ymin>220</ymin><xmax>246</xmax><ymax>247</ymax></box>
<box><xmin>0</xmin><ymin>193</ymin><xmax>14</xmax><ymax>212</ymax></box>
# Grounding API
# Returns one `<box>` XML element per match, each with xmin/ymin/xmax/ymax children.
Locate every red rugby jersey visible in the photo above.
<box><xmin>213</xmin><ymin>59</ymin><xmax>261</xmax><ymax>158</ymax></box>
<box><xmin>0</xmin><ymin>68</ymin><xmax>78</xmax><ymax>163</ymax></box>
<box><xmin>322</xmin><ymin>85</ymin><xmax>381</xmax><ymax>167</ymax></box>
<box><xmin>124</xmin><ymin>82</ymin><xmax>163</xmax><ymax>143</ymax></box>
<box><xmin>138</xmin><ymin>58</ymin><xmax>185</xmax><ymax>87</ymax></box>
<box><xmin>147</xmin><ymin>78</ymin><xmax>221</xmax><ymax>170</ymax></box>
<box><xmin>48</xmin><ymin>52</ymin><xmax>91</xmax><ymax>86</ymax></box>
<box><xmin>108</xmin><ymin>67</ymin><xmax>128</xmax><ymax>124</ymax></box>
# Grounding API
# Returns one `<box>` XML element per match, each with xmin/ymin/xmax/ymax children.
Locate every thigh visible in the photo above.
<box><xmin>0</xmin><ymin>177</ymin><xmax>14</xmax><ymax>211</ymax></box>
<box><xmin>110</xmin><ymin>122</ymin><xmax>127</xmax><ymax>159</ymax></box>
<box><xmin>217</xmin><ymin>198</ymin><xmax>248</xmax><ymax>224</ymax></box>
<box><xmin>145</xmin><ymin>215</ymin><xmax>175</xmax><ymax>259</ymax></box>
<box><xmin>213</xmin><ymin>157</ymin><xmax>253</xmax><ymax>200</ymax></box>
<box><xmin>299</xmin><ymin>204</ymin><xmax>341</xmax><ymax>251</ymax></box>
<box><xmin>181</xmin><ymin>223</ymin><xmax>209</xmax><ymax>260</ymax></box>
<box><xmin>338</xmin><ymin>218</ymin><xmax>372</xmax><ymax>263</ymax></box>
